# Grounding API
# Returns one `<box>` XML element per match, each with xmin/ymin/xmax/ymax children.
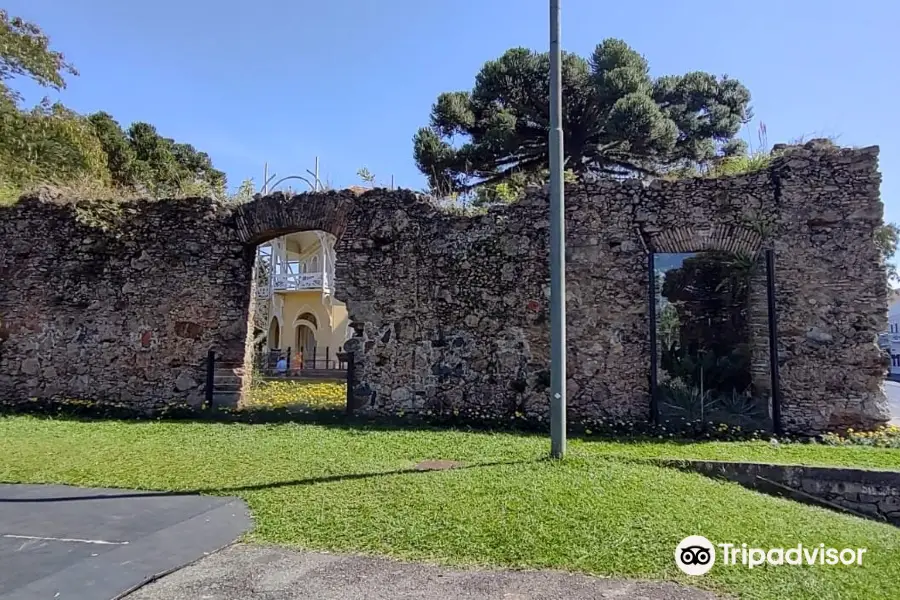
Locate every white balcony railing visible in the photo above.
<box><xmin>272</xmin><ymin>272</ymin><xmax>331</xmax><ymax>292</ymax></box>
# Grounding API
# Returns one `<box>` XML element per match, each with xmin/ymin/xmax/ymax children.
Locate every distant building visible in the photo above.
<box><xmin>253</xmin><ymin>230</ymin><xmax>351</xmax><ymax>369</ymax></box>
<box><xmin>884</xmin><ymin>288</ymin><xmax>900</xmax><ymax>375</ymax></box>
<box><xmin>251</xmin><ymin>186</ymin><xmax>370</xmax><ymax>371</ymax></box>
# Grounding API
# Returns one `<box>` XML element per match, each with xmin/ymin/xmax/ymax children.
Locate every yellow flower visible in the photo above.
<box><xmin>245</xmin><ymin>380</ymin><xmax>346</xmax><ymax>410</ymax></box>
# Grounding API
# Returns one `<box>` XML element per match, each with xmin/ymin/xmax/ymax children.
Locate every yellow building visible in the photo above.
<box><xmin>254</xmin><ymin>230</ymin><xmax>351</xmax><ymax>369</ymax></box>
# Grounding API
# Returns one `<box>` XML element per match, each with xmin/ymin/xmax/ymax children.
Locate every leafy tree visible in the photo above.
<box><xmin>0</xmin><ymin>10</ymin><xmax>226</xmax><ymax>199</ymax></box>
<box><xmin>21</xmin><ymin>101</ymin><xmax>109</xmax><ymax>183</ymax></box>
<box><xmin>414</xmin><ymin>39</ymin><xmax>751</xmax><ymax>193</ymax></box>
<box><xmin>471</xmin><ymin>167</ymin><xmax>577</xmax><ymax>207</ymax></box>
<box><xmin>85</xmin><ymin>119</ymin><xmax>227</xmax><ymax>197</ymax></box>
<box><xmin>171</xmin><ymin>142</ymin><xmax>224</xmax><ymax>194</ymax></box>
<box><xmin>875</xmin><ymin>223</ymin><xmax>900</xmax><ymax>285</ymax></box>
<box><xmin>228</xmin><ymin>178</ymin><xmax>256</xmax><ymax>204</ymax></box>
<box><xmin>658</xmin><ymin>302</ymin><xmax>680</xmax><ymax>350</ymax></box>
<box><xmin>0</xmin><ymin>10</ymin><xmax>95</xmax><ymax>185</ymax></box>
<box><xmin>0</xmin><ymin>9</ymin><xmax>76</xmax><ymax>95</ymax></box>
<box><xmin>128</xmin><ymin>122</ymin><xmax>181</xmax><ymax>195</ymax></box>
<box><xmin>85</xmin><ymin>116</ymin><xmax>227</xmax><ymax>197</ymax></box>
<box><xmin>660</xmin><ymin>251</ymin><xmax>753</xmax><ymax>394</ymax></box>
<box><xmin>87</xmin><ymin>112</ymin><xmax>141</xmax><ymax>186</ymax></box>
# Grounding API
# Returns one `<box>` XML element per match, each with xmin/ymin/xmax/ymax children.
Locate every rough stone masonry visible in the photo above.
<box><xmin>0</xmin><ymin>140</ymin><xmax>890</xmax><ymax>434</ymax></box>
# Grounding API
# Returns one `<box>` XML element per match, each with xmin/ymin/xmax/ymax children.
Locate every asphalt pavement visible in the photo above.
<box><xmin>0</xmin><ymin>484</ymin><xmax>251</xmax><ymax>600</ymax></box>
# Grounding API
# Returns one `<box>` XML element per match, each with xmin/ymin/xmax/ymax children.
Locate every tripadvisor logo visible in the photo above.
<box><xmin>675</xmin><ymin>535</ymin><xmax>716</xmax><ymax>576</ymax></box>
<box><xmin>674</xmin><ymin>536</ymin><xmax>867</xmax><ymax>575</ymax></box>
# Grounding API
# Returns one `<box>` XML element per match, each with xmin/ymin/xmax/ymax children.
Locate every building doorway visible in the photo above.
<box><xmin>295</xmin><ymin>323</ymin><xmax>317</xmax><ymax>363</ymax></box>
<box><xmin>267</xmin><ymin>317</ymin><xmax>280</xmax><ymax>350</ymax></box>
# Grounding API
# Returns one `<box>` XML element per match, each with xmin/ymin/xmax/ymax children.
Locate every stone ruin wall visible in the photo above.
<box><xmin>0</xmin><ymin>141</ymin><xmax>890</xmax><ymax>434</ymax></box>
<box><xmin>0</xmin><ymin>196</ymin><xmax>253</xmax><ymax>410</ymax></box>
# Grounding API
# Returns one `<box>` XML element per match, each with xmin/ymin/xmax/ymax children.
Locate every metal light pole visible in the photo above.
<box><xmin>549</xmin><ymin>0</ymin><xmax>567</xmax><ymax>458</ymax></box>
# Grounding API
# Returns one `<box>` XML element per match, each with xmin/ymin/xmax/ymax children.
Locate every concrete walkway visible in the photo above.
<box><xmin>127</xmin><ymin>543</ymin><xmax>718</xmax><ymax>600</ymax></box>
<box><xmin>0</xmin><ymin>484</ymin><xmax>251</xmax><ymax>600</ymax></box>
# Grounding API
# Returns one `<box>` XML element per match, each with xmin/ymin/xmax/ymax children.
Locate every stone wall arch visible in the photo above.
<box><xmin>644</xmin><ymin>225</ymin><xmax>764</xmax><ymax>256</ymax></box>
<box><xmin>232</xmin><ymin>191</ymin><xmax>358</xmax><ymax>246</ymax></box>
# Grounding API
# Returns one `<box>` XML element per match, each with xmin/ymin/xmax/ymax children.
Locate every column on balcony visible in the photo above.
<box><xmin>321</xmin><ymin>246</ymin><xmax>327</xmax><ymax>290</ymax></box>
<box><xmin>271</xmin><ymin>237</ymin><xmax>288</xmax><ymax>291</ymax></box>
<box><xmin>275</xmin><ymin>237</ymin><xmax>288</xmax><ymax>272</ymax></box>
<box><xmin>313</xmin><ymin>231</ymin><xmax>335</xmax><ymax>292</ymax></box>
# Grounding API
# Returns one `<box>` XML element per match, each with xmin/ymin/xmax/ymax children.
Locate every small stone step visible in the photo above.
<box><xmin>290</xmin><ymin>369</ymin><xmax>347</xmax><ymax>380</ymax></box>
<box><xmin>262</xmin><ymin>371</ymin><xmax>347</xmax><ymax>383</ymax></box>
<box><xmin>213</xmin><ymin>383</ymin><xmax>242</xmax><ymax>391</ymax></box>
<box><xmin>211</xmin><ymin>392</ymin><xmax>240</xmax><ymax>409</ymax></box>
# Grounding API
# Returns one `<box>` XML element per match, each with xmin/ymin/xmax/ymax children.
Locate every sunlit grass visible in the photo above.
<box><xmin>1</xmin><ymin>416</ymin><xmax>899</xmax><ymax>599</ymax></box>
<box><xmin>246</xmin><ymin>379</ymin><xmax>345</xmax><ymax>410</ymax></box>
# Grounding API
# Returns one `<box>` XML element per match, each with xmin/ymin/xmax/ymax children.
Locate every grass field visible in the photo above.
<box><xmin>1</xmin><ymin>415</ymin><xmax>899</xmax><ymax>599</ymax></box>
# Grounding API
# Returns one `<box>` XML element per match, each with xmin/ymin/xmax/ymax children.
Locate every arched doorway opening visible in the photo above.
<box><xmin>297</xmin><ymin>312</ymin><xmax>318</xmax><ymax>329</ymax></box>
<box><xmin>295</xmin><ymin>322</ymin><xmax>317</xmax><ymax>366</ymax></box>
<box><xmin>267</xmin><ymin>317</ymin><xmax>280</xmax><ymax>350</ymax></box>
<box><xmin>645</xmin><ymin>226</ymin><xmax>774</xmax><ymax>432</ymax></box>
<box><xmin>218</xmin><ymin>191</ymin><xmax>357</xmax><ymax>410</ymax></box>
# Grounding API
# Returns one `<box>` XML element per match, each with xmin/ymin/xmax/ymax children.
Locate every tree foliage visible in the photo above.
<box><xmin>0</xmin><ymin>9</ymin><xmax>76</xmax><ymax>94</ymax></box>
<box><xmin>660</xmin><ymin>251</ymin><xmax>753</xmax><ymax>395</ymax></box>
<box><xmin>470</xmin><ymin>167</ymin><xmax>577</xmax><ymax>207</ymax></box>
<box><xmin>414</xmin><ymin>39</ymin><xmax>752</xmax><ymax>195</ymax></box>
<box><xmin>0</xmin><ymin>10</ymin><xmax>225</xmax><ymax>200</ymax></box>
<box><xmin>875</xmin><ymin>223</ymin><xmax>900</xmax><ymax>285</ymax></box>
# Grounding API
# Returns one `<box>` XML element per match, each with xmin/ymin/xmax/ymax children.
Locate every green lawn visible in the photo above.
<box><xmin>579</xmin><ymin>438</ymin><xmax>900</xmax><ymax>470</ymax></box>
<box><xmin>1</xmin><ymin>416</ymin><xmax>898</xmax><ymax>600</ymax></box>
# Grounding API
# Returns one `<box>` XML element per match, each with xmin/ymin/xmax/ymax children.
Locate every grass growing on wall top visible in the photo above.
<box><xmin>0</xmin><ymin>175</ymin><xmax>241</xmax><ymax>209</ymax></box>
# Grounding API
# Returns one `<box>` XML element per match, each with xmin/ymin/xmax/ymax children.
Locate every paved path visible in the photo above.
<box><xmin>128</xmin><ymin>543</ymin><xmax>718</xmax><ymax>600</ymax></box>
<box><xmin>886</xmin><ymin>380</ymin><xmax>900</xmax><ymax>426</ymax></box>
<box><xmin>0</xmin><ymin>484</ymin><xmax>251</xmax><ymax>600</ymax></box>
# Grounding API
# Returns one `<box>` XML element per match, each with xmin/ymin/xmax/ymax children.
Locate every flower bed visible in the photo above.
<box><xmin>246</xmin><ymin>380</ymin><xmax>346</xmax><ymax>411</ymax></box>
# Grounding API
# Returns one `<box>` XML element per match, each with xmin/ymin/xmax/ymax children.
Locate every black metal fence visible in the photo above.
<box><xmin>254</xmin><ymin>345</ymin><xmax>348</xmax><ymax>377</ymax></box>
<box><xmin>204</xmin><ymin>349</ymin><xmax>356</xmax><ymax>414</ymax></box>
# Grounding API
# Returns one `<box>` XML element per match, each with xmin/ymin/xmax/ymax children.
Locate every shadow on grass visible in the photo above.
<box><xmin>0</xmin><ymin>401</ymin><xmax>552</xmax><ymax>438</ymax></box>
<box><xmin>0</xmin><ymin>458</ymin><xmax>542</xmax><ymax>503</ymax></box>
<box><xmin>0</xmin><ymin>398</ymin><xmax>787</xmax><ymax>445</ymax></box>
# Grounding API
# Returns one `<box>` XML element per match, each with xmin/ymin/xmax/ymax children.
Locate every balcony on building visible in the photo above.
<box><xmin>256</xmin><ymin>230</ymin><xmax>336</xmax><ymax>297</ymax></box>
<box><xmin>272</xmin><ymin>271</ymin><xmax>332</xmax><ymax>292</ymax></box>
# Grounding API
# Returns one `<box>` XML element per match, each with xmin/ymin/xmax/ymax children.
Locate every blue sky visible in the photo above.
<box><xmin>6</xmin><ymin>0</ymin><xmax>898</xmax><ymax>224</ymax></box>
